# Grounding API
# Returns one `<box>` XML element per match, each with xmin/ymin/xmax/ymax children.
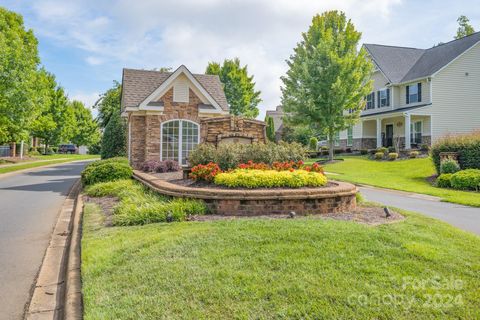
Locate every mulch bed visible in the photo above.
<box><xmin>188</xmin><ymin>205</ymin><xmax>404</xmax><ymax>226</ymax></box>
<box><xmin>84</xmin><ymin>196</ymin><xmax>119</xmax><ymax>227</ymax></box>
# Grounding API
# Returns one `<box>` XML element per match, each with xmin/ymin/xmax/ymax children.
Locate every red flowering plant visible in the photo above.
<box><xmin>303</xmin><ymin>162</ymin><xmax>324</xmax><ymax>174</ymax></box>
<box><xmin>237</xmin><ymin>160</ymin><xmax>270</xmax><ymax>170</ymax></box>
<box><xmin>189</xmin><ymin>162</ymin><xmax>222</xmax><ymax>182</ymax></box>
<box><xmin>272</xmin><ymin>160</ymin><xmax>304</xmax><ymax>171</ymax></box>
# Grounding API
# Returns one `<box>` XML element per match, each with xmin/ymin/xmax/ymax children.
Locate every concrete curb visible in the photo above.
<box><xmin>25</xmin><ymin>179</ymin><xmax>83</xmax><ymax>319</ymax></box>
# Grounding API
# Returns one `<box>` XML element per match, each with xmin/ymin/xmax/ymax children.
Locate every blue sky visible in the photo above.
<box><xmin>2</xmin><ymin>0</ymin><xmax>479</xmax><ymax>118</ymax></box>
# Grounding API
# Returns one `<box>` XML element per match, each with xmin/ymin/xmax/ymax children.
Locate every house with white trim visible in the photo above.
<box><xmin>338</xmin><ymin>32</ymin><xmax>480</xmax><ymax>150</ymax></box>
<box><xmin>121</xmin><ymin>65</ymin><xmax>266</xmax><ymax>168</ymax></box>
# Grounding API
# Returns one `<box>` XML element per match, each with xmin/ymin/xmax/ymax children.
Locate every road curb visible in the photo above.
<box><xmin>25</xmin><ymin>179</ymin><xmax>83</xmax><ymax>319</ymax></box>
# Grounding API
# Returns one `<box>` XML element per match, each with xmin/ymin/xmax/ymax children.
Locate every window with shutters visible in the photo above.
<box><xmin>365</xmin><ymin>93</ymin><xmax>375</xmax><ymax>109</ymax></box>
<box><xmin>378</xmin><ymin>88</ymin><xmax>390</xmax><ymax>107</ymax></box>
<box><xmin>406</xmin><ymin>83</ymin><xmax>421</xmax><ymax>104</ymax></box>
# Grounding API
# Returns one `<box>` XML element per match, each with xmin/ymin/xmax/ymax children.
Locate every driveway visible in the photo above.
<box><xmin>359</xmin><ymin>186</ymin><xmax>480</xmax><ymax>235</ymax></box>
<box><xmin>0</xmin><ymin>161</ymin><xmax>90</xmax><ymax>320</ymax></box>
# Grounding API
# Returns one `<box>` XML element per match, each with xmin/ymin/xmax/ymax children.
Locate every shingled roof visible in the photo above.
<box><xmin>121</xmin><ymin>67</ymin><xmax>229</xmax><ymax>111</ymax></box>
<box><xmin>364</xmin><ymin>31</ymin><xmax>480</xmax><ymax>84</ymax></box>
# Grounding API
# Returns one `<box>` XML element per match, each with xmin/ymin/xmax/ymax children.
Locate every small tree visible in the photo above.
<box><xmin>309</xmin><ymin>137</ymin><xmax>319</xmax><ymax>151</ymax></box>
<box><xmin>101</xmin><ymin>110</ymin><xmax>126</xmax><ymax>159</ymax></box>
<box><xmin>70</xmin><ymin>100</ymin><xmax>100</xmax><ymax>148</ymax></box>
<box><xmin>455</xmin><ymin>15</ymin><xmax>475</xmax><ymax>39</ymax></box>
<box><xmin>281</xmin><ymin>11</ymin><xmax>373</xmax><ymax>161</ymax></box>
<box><xmin>265</xmin><ymin>115</ymin><xmax>275</xmax><ymax>142</ymax></box>
<box><xmin>206</xmin><ymin>58</ymin><xmax>261</xmax><ymax>118</ymax></box>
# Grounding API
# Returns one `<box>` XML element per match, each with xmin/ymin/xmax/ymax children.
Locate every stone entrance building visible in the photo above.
<box><xmin>121</xmin><ymin>65</ymin><xmax>266</xmax><ymax>168</ymax></box>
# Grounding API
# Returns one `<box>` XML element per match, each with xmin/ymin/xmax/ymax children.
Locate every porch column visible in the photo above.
<box><xmin>376</xmin><ymin>118</ymin><xmax>382</xmax><ymax>148</ymax></box>
<box><xmin>404</xmin><ymin>113</ymin><xmax>411</xmax><ymax>150</ymax></box>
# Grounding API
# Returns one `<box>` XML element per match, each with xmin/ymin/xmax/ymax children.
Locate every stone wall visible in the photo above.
<box><xmin>201</xmin><ymin>116</ymin><xmax>266</xmax><ymax>145</ymax></box>
<box><xmin>133</xmin><ymin>170</ymin><xmax>358</xmax><ymax>216</ymax></box>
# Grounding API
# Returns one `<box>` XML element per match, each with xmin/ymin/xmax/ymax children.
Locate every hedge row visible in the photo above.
<box><xmin>431</xmin><ymin>131</ymin><xmax>480</xmax><ymax>174</ymax></box>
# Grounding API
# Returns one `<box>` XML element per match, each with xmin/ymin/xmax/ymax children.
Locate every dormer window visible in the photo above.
<box><xmin>406</xmin><ymin>83</ymin><xmax>422</xmax><ymax>104</ymax></box>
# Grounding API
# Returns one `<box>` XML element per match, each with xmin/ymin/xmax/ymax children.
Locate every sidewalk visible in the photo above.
<box><xmin>359</xmin><ymin>185</ymin><xmax>480</xmax><ymax>235</ymax></box>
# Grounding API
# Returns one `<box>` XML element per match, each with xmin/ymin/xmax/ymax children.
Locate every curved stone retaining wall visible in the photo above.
<box><xmin>134</xmin><ymin>171</ymin><xmax>357</xmax><ymax>216</ymax></box>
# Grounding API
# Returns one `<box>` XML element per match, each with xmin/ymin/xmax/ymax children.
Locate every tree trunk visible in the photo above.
<box><xmin>328</xmin><ymin>129</ymin><xmax>334</xmax><ymax>162</ymax></box>
<box><xmin>44</xmin><ymin>140</ymin><xmax>48</xmax><ymax>155</ymax></box>
<box><xmin>11</xmin><ymin>142</ymin><xmax>16</xmax><ymax>157</ymax></box>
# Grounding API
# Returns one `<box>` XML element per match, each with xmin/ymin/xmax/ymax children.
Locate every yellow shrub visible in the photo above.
<box><xmin>214</xmin><ymin>169</ymin><xmax>327</xmax><ymax>188</ymax></box>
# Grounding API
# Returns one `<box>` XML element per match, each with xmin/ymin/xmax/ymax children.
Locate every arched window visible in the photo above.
<box><xmin>161</xmin><ymin>120</ymin><xmax>199</xmax><ymax>166</ymax></box>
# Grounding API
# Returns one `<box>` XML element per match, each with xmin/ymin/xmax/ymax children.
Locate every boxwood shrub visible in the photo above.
<box><xmin>214</xmin><ymin>169</ymin><xmax>327</xmax><ymax>188</ymax></box>
<box><xmin>440</xmin><ymin>158</ymin><xmax>460</xmax><ymax>174</ymax></box>
<box><xmin>450</xmin><ymin>169</ymin><xmax>480</xmax><ymax>191</ymax></box>
<box><xmin>436</xmin><ymin>173</ymin><xmax>453</xmax><ymax>188</ymax></box>
<box><xmin>431</xmin><ymin>131</ymin><xmax>480</xmax><ymax>173</ymax></box>
<box><xmin>81</xmin><ymin>158</ymin><xmax>132</xmax><ymax>185</ymax></box>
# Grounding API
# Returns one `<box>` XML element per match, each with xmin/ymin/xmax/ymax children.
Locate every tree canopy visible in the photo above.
<box><xmin>455</xmin><ymin>15</ymin><xmax>475</xmax><ymax>39</ymax></box>
<box><xmin>70</xmin><ymin>100</ymin><xmax>100</xmax><ymax>147</ymax></box>
<box><xmin>94</xmin><ymin>80</ymin><xmax>122</xmax><ymax>128</ymax></box>
<box><xmin>206</xmin><ymin>58</ymin><xmax>261</xmax><ymax>118</ymax></box>
<box><xmin>0</xmin><ymin>7</ymin><xmax>41</xmax><ymax>144</ymax></box>
<box><xmin>281</xmin><ymin>11</ymin><xmax>373</xmax><ymax>160</ymax></box>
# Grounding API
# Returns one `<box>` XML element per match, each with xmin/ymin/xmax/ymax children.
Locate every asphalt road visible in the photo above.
<box><xmin>0</xmin><ymin>161</ymin><xmax>89</xmax><ymax>320</ymax></box>
<box><xmin>359</xmin><ymin>186</ymin><xmax>480</xmax><ymax>235</ymax></box>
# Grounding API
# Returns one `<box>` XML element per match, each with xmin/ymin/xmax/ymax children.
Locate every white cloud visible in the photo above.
<box><xmin>28</xmin><ymin>0</ymin><xmax>404</xmax><ymax>118</ymax></box>
<box><xmin>70</xmin><ymin>92</ymin><xmax>100</xmax><ymax>114</ymax></box>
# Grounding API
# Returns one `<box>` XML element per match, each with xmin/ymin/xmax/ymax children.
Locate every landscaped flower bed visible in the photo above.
<box><xmin>189</xmin><ymin>160</ymin><xmax>326</xmax><ymax>189</ymax></box>
<box><xmin>214</xmin><ymin>169</ymin><xmax>327</xmax><ymax>188</ymax></box>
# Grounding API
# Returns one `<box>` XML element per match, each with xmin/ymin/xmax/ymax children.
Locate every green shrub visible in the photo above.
<box><xmin>189</xmin><ymin>142</ymin><xmax>307</xmax><ymax>170</ymax></box>
<box><xmin>440</xmin><ymin>158</ymin><xmax>460</xmax><ymax>174</ymax></box>
<box><xmin>431</xmin><ymin>131</ymin><xmax>480</xmax><ymax>173</ymax></box>
<box><xmin>450</xmin><ymin>169</ymin><xmax>480</xmax><ymax>191</ymax></box>
<box><xmin>81</xmin><ymin>162</ymin><xmax>132</xmax><ymax>185</ymax></box>
<box><xmin>409</xmin><ymin>151</ymin><xmax>419</xmax><ymax>158</ymax></box>
<box><xmin>388</xmin><ymin>152</ymin><xmax>398</xmax><ymax>161</ymax></box>
<box><xmin>309</xmin><ymin>137</ymin><xmax>318</xmax><ymax>151</ymax></box>
<box><xmin>420</xmin><ymin>144</ymin><xmax>430</xmax><ymax>152</ymax></box>
<box><xmin>388</xmin><ymin>147</ymin><xmax>396</xmax><ymax>153</ymax></box>
<box><xmin>376</xmin><ymin>147</ymin><xmax>388</xmax><ymax>154</ymax></box>
<box><xmin>360</xmin><ymin>149</ymin><xmax>368</xmax><ymax>155</ymax></box>
<box><xmin>436</xmin><ymin>174</ymin><xmax>453</xmax><ymax>188</ymax></box>
<box><xmin>101</xmin><ymin>111</ymin><xmax>126</xmax><ymax>159</ymax></box>
<box><xmin>29</xmin><ymin>150</ymin><xmax>41</xmax><ymax>156</ymax></box>
<box><xmin>374</xmin><ymin>152</ymin><xmax>384</xmax><ymax>160</ymax></box>
<box><xmin>214</xmin><ymin>169</ymin><xmax>327</xmax><ymax>188</ymax></box>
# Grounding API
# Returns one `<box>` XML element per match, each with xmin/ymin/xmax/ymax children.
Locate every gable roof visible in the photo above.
<box><xmin>364</xmin><ymin>31</ymin><xmax>480</xmax><ymax>84</ymax></box>
<box><xmin>121</xmin><ymin>67</ymin><xmax>229</xmax><ymax>111</ymax></box>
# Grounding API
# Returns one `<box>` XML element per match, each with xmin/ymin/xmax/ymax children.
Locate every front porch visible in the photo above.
<box><xmin>361</xmin><ymin>111</ymin><xmax>431</xmax><ymax>150</ymax></box>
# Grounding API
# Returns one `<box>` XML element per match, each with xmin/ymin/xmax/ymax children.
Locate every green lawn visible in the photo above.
<box><xmin>82</xmin><ymin>203</ymin><xmax>480</xmax><ymax>319</ymax></box>
<box><xmin>0</xmin><ymin>154</ymin><xmax>99</xmax><ymax>175</ymax></box>
<box><xmin>309</xmin><ymin>156</ymin><xmax>480</xmax><ymax>207</ymax></box>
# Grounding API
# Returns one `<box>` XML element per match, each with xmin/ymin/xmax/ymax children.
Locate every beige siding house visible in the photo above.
<box><xmin>340</xmin><ymin>32</ymin><xmax>480</xmax><ymax>150</ymax></box>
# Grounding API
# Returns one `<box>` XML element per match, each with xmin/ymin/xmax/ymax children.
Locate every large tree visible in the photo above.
<box><xmin>96</xmin><ymin>81</ymin><xmax>126</xmax><ymax>158</ymax></box>
<box><xmin>0</xmin><ymin>7</ymin><xmax>41</xmax><ymax>144</ymax></box>
<box><xmin>206</xmin><ymin>58</ymin><xmax>261</xmax><ymax>118</ymax></box>
<box><xmin>30</xmin><ymin>72</ymin><xmax>76</xmax><ymax>153</ymax></box>
<box><xmin>455</xmin><ymin>15</ymin><xmax>475</xmax><ymax>39</ymax></box>
<box><xmin>94</xmin><ymin>80</ymin><xmax>121</xmax><ymax>128</ymax></box>
<box><xmin>281</xmin><ymin>11</ymin><xmax>373</xmax><ymax>160</ymax></box>
<box><xmin>70</xmin><ymin>100</ymin><xmax>100</xmax><ymax>147</ymax></box>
